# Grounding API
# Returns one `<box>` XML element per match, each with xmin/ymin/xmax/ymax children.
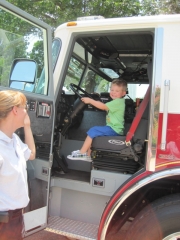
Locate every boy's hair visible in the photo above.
<box><xmin>112</xmin><ymin>78</ymin><xmax>127</xmax><ymax>92</ymax></box>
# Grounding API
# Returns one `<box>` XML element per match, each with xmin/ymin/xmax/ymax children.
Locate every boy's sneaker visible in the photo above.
<box><xmin>67</xmin><ymin>150</ymin><xmax>92</xmax><ymax>162</ymax></box>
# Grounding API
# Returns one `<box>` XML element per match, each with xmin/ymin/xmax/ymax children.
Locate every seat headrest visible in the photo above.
<box><xmin>100</xmin><ymin>92</ymin><xmax>110</xmax><ymax>97</ymax></box>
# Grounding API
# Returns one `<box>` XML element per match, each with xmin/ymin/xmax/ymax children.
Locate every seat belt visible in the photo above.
<box><xmin>125</xmin><ymin>86</ymin><xmax>150</xmax><ymax>145</ymax></box>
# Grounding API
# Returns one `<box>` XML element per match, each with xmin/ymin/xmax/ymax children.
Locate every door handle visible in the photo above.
<box><xmin>161</xmin><ymin>79</ymin><xmax>170</xmax><ymax>150</ymax></box>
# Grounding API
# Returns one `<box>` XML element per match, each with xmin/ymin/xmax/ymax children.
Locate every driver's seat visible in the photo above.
<box><xmin>91</xmin><ymin>98</ymin><xmax>149</xmax><ymax>174</ymax></box>
<box><xmin>91</xmin><ymin>62</ymin><xmax>152</xmax><ymax>174</ymax></box>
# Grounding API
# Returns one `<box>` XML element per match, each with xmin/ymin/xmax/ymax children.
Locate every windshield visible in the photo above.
<box><xmin>62</xmin><ymin>41</ymin><xmax>149</xmax><ymax>100</ymax></box>
<box><xmin>35</xmin><ymin>38</ymin><xmax>61</xmax><ymax>94</ymax></box>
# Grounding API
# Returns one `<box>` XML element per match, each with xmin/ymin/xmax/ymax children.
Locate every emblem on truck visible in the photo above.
<box><xmin>108</xmin><ymin>140</ymin><xmax>125</xmax><ymax>145</ymax></box>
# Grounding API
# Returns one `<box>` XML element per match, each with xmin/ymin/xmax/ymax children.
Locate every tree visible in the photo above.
<box><xmin>140</xmin><ymin>0</ymin><xmax>180</xmax><ymax>15</ymax></box>
<box><xmin>6</xmin><ymin>0</ymin><xmax>180</xmax><ymax>30</ymax></box>
<box><xmin>0</xmin><ymin>7</ymin><xmax>43</xmax><ymax>86</ymax></box>
<box><xmin>29</xmin><ymin>40</ymin><xmax>44</xmax><ymax>78</ymax></box>
<box><xmin>7</xmin><ymin>0</ymin><xmax>141</xmax><ymax>28</ymax></box>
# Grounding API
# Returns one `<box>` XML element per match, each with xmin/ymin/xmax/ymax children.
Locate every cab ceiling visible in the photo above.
<box><xmin>77</xmin><ymin>32</ymin><xmax>153</xmax><ymax>83</ymax></box>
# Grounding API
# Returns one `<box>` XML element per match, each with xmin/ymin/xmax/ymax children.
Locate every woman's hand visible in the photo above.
<box><xmin>23</xmin><ymin>114</ymin><xmax>36</xmax><ymax>160</ymax></box>
<box><xmin>24</xmin><ymin>114</ymin><xmax>31</xmax><ymax>127</ymax></box>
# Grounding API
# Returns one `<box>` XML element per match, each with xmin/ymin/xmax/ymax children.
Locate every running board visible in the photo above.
<box><xmin>46</xmin><ymin>216</ymin><xmax>98</xmax><ymax>240</ymax></box>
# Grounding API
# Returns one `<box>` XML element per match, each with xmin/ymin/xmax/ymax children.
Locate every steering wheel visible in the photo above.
<box><xmin>69</xmin><ymin>83</ymin><xmax>93</xmax><ymax>98</ymax></box>
<box><xmin>61</xmin><ymin>83</ymin><xmax>102</xmax><ymax>135</ymax></box>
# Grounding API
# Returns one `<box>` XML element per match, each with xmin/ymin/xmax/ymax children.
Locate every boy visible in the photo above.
<box><xmin>67</xmin><ymin>78</ymin><xmax>127</xmax><ymax>161</ymax></box>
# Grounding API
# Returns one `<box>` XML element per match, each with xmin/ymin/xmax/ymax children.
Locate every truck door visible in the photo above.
<box><xmin>0</xmin><ymin>0</ymin><xmax>55</xmax><ymax>237</ymax></box>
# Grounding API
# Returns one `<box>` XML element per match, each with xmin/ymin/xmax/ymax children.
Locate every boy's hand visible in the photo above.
<box><xmin>81</xmin><ymin>97</ymin><xmax>108</xmax><ymax>111</ymax></box>
<box><xmin>81</xmin><ymin>97</ymin><xmax>92</xmax><ymax>104</ymax></box>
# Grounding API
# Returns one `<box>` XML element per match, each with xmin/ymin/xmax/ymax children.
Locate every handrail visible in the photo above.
<box><xmin>161</xmin><ymin>79</ymin><xmax>170</xmax><ymax>150</ymax></box>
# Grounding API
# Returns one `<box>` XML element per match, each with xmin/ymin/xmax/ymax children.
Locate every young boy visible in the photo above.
<box><xmin>67</xmin><ymin>78</ymin><xmax>127</xmax><ymax>161</ymax></box>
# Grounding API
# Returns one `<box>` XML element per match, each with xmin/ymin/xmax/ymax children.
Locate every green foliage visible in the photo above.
<box><xmin>7</xmin><ymin>0</ymin><xmax>141</xmax><ymax>28</ymax></box>
<box><xmin>29</xmin><ymin>40</ymin><xmax>44</xmax><ymax>78</ymax></box>
<box><xmin>140</xmin><ymin>0</ymin><xmax>180</xmax><ymax>15</ymax></box>
<box><xmin>0</xmin><ymin>7</ymin><xmax>38</xmax><ymax>86</ymax></box>
<box><xmin>0</xmin><ymin>8</ymin><xmax>39</xmax><ymax>37</ymax></box>
<box><xmin>6</xmin><ymin>0</ymin><xmax>180</xmax><ymax>29</ymax></box>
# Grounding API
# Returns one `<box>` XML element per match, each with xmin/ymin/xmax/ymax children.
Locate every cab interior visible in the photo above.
<box><xmin>50</xmin><ymin>30</ymin><xmax>153</xmax><ymax>182</ymax></box>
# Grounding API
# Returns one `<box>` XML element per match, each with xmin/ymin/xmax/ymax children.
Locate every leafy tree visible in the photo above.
<box><xmin>140</xmin><ymin>0</ymin><xmax>180</xmax><ymax>15</ymax></box>
<box><xmin>29</xmin><ymin>40</ymin><xmax>44</xmax><ymax>78</ymax></box>
<box><xmin>7</xmin><ymin>0</ymin><xmax>141</xmax><ymax>28</ymax></box>
<box><xmin>0</xmin><ymin>7</ymin><xmax>39</xmax><ymax>86</ymax></box>
<box><xmin>5</xmin><ymin>0</ymin><xmax>180</xmax><ymax>30</ymax></box>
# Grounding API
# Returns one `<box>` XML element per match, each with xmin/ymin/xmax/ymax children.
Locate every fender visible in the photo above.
<box><xmin>98</xmin><ymin>167</ymin><xmax>180</xmax><ymax>240</ymax></box>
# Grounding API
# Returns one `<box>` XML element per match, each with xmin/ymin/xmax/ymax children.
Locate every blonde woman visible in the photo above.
<box><xmin>0</xmin><ymin>90</ymin><xmax>36</xmax><ymax>240</ymax></box>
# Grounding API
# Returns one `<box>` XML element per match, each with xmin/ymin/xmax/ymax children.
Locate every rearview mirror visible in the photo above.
<box><xmin>9</xmin><ymin>59</ymin><xmax>37</xmax><ymax>85</ymax></box>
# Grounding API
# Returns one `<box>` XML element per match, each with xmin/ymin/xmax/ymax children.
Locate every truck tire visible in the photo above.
<box><xmin>126</xmin><ymin>194</ymin><xmax>180</xmax><ymax>240</ymax></box>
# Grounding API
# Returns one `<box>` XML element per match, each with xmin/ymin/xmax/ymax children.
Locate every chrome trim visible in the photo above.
<box><xmin>163</xmin><ymin>232</ymin><xmax>180</xmax><ymax>240</ymax></box>
<box><xmin>146</xmin><ymin>27</ymin><xmax>164</xmax><ymax>171</ymax></box>
<box><xmin>161</xmin><ymin>80</ymin><xmax>170</xmax><ymax>150</ymax></box>
<box><xmin>100</xmin><ymin>168</ymin><xmax>180</xmax><ymax>240</ymax></box>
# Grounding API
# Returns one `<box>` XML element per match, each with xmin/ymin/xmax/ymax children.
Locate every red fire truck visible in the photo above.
<box><xmin>1</xmin><ymin>1</ymin><xmax>180</xmax><ymax>239</ymax></box>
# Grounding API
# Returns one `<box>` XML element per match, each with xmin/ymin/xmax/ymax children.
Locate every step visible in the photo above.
<box><xmin>46</xmin><ymin>216</ymin><xmax>98</xmax><ymax>240</ymax></box>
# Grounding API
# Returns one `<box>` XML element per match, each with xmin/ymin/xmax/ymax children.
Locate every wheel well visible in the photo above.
<box><xmin>106</xmin><ymin>175</ymin><xmax>180</xmax><ymax>238</ymax></box>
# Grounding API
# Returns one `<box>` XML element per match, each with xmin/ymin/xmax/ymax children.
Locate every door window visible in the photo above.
<box><xmin>0</xmin><ymin>7</ymin><xmax>50</xmax><ymax>95</ymax></box>
<box><xmin>63</xmin><ymin>57</ymin><xmax>85</xmax><ymax>93</ymax></box>
<box><xmin>80</xmin><ymin>69</ymin><xmax>110</xmax><ymax>94</ymax></box>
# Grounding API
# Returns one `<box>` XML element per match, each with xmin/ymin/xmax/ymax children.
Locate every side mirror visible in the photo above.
<box><xmin>9</xmin><ymin>59</ymin><xmax>37</xmax><ymax>86</ymax></box>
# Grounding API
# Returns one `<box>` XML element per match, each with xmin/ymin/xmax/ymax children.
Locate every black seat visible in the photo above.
<box><xmin>91</xmin><ymin>62</ymin><xmax>152</xmax><ymax>174</ymax></box>
<box><xmin>91</xmin><ymin>101</ymin><xmax>149</xmax><ymax>174</ymax></box>
<box><xmin>100</xmin><ymin>92</ymin><xmax>135</xmax><ymax>125</ymax></box>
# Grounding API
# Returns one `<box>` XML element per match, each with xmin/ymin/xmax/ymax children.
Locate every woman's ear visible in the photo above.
<box><xmin>12</xmin><ymin>106</ymin><xmax>18</xmax><ymax>115</ymax></box>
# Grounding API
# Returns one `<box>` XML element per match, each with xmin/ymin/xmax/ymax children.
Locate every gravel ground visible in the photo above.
<box><xmin>25</xmin><ymin>229</ymin><xmax>69</xmax><ymax>240</ymax></box>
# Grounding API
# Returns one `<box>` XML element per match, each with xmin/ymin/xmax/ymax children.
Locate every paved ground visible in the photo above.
<box><xmin>25</xmin><ymin>229</ymin><xmax>69</xmax><ymax>240</ymax></box>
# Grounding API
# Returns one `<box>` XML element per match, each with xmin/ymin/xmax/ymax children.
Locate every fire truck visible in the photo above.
<box><xmin>1</xmin><ymin>1</ymin><xmax>180</xmax><ymax>239</ymax></box>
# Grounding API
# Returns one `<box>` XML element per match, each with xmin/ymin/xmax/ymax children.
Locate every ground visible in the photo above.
<box><xmin>25</xmin><ymin>229</ymin><xmax>69</xmax><ymax>240</ymax></box>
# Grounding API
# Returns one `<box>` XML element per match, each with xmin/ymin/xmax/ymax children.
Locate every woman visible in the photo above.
<box><xmin>0</xmin><ymin>90</ymin><xmax>36</xmax><ymax>240</ymax></box>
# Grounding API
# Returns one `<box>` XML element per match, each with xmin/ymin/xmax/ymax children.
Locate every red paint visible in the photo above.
<box><xmin>97</xmin><ymin>170</ymin><xmax>151</xmax><ymax>239</ymax></box>
<box><xmin>98</xmin><ymin>113</ymin><xmax>180</xmax><ymax>240</ymax></box>
<box><xmin>156</xmin><ymin>113</ymin><xmax>180</xmax><ymax>167</ymax></box>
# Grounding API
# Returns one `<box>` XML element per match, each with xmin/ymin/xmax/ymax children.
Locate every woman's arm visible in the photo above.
<box><xmin>81</xmin><ymin>97</ymin><xmax>109</xmax><ymax>111</ymax></box>
<box><xmin>24</xmin><ymin>114</ymin><xmax>36</xmax><ymax>160</ymax></box>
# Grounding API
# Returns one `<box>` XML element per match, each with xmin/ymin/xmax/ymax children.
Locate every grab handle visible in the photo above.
<box><xmin>161</xmin><ymin>79</ymin><xmax>170</xmax><ymax>150</ymax></box>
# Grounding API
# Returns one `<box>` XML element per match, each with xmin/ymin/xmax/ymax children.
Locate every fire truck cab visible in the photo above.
<box><xmin>1</xmin><ymin>1</ymin><xmax>180</xmax><ymax>239</ymax></box>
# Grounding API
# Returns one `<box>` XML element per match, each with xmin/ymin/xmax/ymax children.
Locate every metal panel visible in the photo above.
<box><xmin>47</xmin><ymin>216</ymin><xmax>98</xmax><ymax>240</ymax></box>
<box><xmin>146</xmin><ymin>27</ymin><xmax>164</xmax><ymax>171</ymax></box>
<box><xmin>23</xmin><ymin>207</ymin><xmax>47</xmax><ymax>233</ymax></box>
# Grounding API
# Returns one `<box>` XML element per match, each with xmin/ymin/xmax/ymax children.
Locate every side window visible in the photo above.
<box><xmin>80</xmin><ymin>69</ymin><xmax>110</xmax><ymax>94</ymax></box>
<box><xmin>63</xmin><ymin>42</ymin><xmax>110</xmax><ymax>95</ymax></box>
<box><xmin>35</xmin><ymin>39</ymin><xmax>61</xmax><ymax>94</ymax></box>
<box><xmin>63</xmin><ymin>57</ymin><xmax>85</xmax><ymax>93</ymax></box>
<box><xmin>52</xmin><ymin>38</ymin><xmax>61</xmax><ymax>70</ymax></box>
<box><xmin>0</xmin><ymin>7</ymin><xmax>50</xmax><ymax>95</ymax></box>
<box><xmin>127</xmin><ymin>84</ymin><xmax>149</xmax><ymax>101</ymax></box>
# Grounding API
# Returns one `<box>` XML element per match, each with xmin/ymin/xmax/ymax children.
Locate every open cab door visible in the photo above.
<box><xmin>0</xmin><ymin>0</ymin><xmax>55</xmax><ymax>237</ymax></box>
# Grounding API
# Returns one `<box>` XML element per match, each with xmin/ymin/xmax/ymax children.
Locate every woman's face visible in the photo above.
<box><xmin>15</xmin><ymin>103</ymin><xmax>28</xmax><ymax>127</ymax></box>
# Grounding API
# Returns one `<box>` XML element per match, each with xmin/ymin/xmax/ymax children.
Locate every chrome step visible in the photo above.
<box><xmin>47</xmin><ymin>216</ymin><xmax>98</xmax><ymax>240</ymax></box>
